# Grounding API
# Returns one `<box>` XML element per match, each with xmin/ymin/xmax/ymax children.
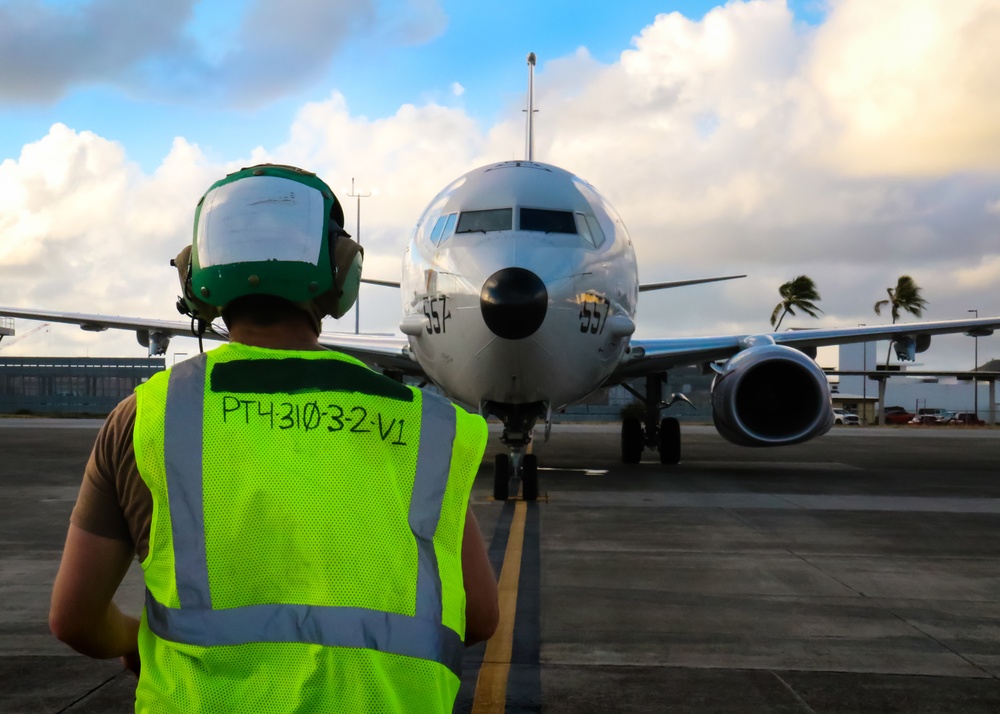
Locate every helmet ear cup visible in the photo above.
<box><xmin>333</xmin><ymin>239</ymin><xmax>363</xmax><ymax>319</ymax></box>
<box><xmin>329</xmin><ymin>194</ymin><xmax>347</xmax><ymax>235</ymax></box>
<box><xmin>314</xmin><ymin>234</ymin><xmax>363</xmax><ymax>320</ymax></box>
<box><xmin>173</xmin><ymin>245</ymin><xmax>221</xmax><ymax>322</ymax></box>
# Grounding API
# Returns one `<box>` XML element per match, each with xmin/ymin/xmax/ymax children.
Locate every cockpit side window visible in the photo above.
<box><xmin>574</xmin><ymin>213</ymin><xmax>594</xmax><ymax>246</ymax></box>
<box><xmin>585</xmin><ymin>214</ymin><xmax>606</xmax><ymax>248</ymax></box>
<box><xmin>456</xmin><ymin>208</ymin><xmax>512</xmax><ymax>233</ymax></box>
<box><xmin>520</xmin><ymin>208</ymin><xmax>577</xmax><ymax>234</ymax></box>
<box><xmin>429</xmin><ymin>215</ymin><xmax>448</xmax><ymax>244</ymax></box>
<box><xmin>442</xmin><ymin>213</ymin><xmax>458</xmax><ymax>241</ymax></box>
<box><xmin>429</xmin><ymin>213</ymin><xmax>458</xmax><ymax>245</ymax></box>
<box><xmin>573</xmin><ymin>212</ymin><xmax>606</xmax><ymax>248</ymax></box>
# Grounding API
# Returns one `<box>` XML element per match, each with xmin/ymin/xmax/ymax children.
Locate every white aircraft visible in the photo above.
<box><xmin>3</xmin><ymin>53</ymin><xmax>999</xmax><ymax>501</ymax></box>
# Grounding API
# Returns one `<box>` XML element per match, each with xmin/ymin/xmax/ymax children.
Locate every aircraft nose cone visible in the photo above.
<box><xmin>480</xmin><ymin>267</ymin><xmax>548</xmax><ymax>340</ymax></box>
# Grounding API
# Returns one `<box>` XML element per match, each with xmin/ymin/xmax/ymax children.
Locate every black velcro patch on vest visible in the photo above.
<box><xmin>210</xmin><ymin>359</ymin><xmax>414</xmax><ymax>401</ymax></box>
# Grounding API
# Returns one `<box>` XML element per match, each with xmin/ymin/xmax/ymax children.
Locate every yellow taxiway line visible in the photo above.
<box><xmin>471</xmin><ymin>498</ymin><xmax>528</xmax><ymax>712</ymax></box>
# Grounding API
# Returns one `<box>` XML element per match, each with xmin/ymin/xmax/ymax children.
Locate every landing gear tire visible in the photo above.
<box><xmin>658</xmin><ymin>417</ymin><xmax>681</xmax><ymax>464</ymax></box>
<box><xmin>493</xmin><ymin>453</ymin><xmax>510</xmax><ymax>501</ymax></box>
<box><xmin>622</xmin><ymin>417</ymin><xmax>643</xmax><ymax>464</ymax></box>
<box><xmin>521</xmin><ymin>454</ymin><xmax>538</xmax><ymax>501</ymax></box>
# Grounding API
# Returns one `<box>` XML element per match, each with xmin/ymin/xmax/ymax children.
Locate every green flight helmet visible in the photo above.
<box><xmin>176</xmin><ymin>164</ymin><xmax>363</xmax><ymax>331</ymax></box>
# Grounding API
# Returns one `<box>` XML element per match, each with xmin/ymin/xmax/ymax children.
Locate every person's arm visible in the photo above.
<box><xmin>49</xmin><ymin>524</ymin><xmax>139</xmax><ymax>660</ymax></box>
<box><xmin>461</xmin><ymin>506</ymin><xmax>499</xmax><ymax>646</ymax></box>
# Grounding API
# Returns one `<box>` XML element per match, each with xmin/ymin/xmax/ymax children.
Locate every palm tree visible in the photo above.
<box><xmin>874</xmin><ymin>275</ymin><xmax>928</xmax><ymax>365</ymax></box>
<box><xmin>770</xmin><ymin>275</ymin><xmax>822</xmax><ymax>331</ymax></box>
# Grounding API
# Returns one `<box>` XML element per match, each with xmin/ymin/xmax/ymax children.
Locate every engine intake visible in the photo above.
<box><xmin>711</xmin><ymin>343</ymin><xmax>833</xmax><ymax>447</ymax></box>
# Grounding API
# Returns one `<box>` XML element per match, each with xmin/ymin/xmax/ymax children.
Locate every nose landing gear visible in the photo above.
<box><xmin>493</xmin><ymin>450</ymin><xmax>538</xmax><ymax>501</ymax></box>
<box><xmin>486</xmin><ymin>401</ymin><xmax>544</xmax><ymax>501</ymax></box>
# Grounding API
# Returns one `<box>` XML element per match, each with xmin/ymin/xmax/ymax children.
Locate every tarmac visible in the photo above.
<box><xmin>2</xmin><ymin>418</ymin><xmax>1000</xmax><ymax>713</ymax></box>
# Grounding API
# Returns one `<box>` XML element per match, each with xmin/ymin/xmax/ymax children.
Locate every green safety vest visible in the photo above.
<box><xmin>131</xmin><ymin>343</ymin><xmax>487</xmax><ymax>713</ymax></box>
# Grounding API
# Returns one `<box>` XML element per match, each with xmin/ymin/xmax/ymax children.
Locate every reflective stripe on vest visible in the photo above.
<box><xmin>147</xmin><ymin>352</ymin><xmax>465</xmax><ymax>677</ymax></box>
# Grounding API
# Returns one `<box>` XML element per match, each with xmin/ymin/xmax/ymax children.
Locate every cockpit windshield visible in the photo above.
<box><xmin>520</xmin><ymin>208</ymin><xmax>576</xmax><ymax>234</ymax></box>
<box><xmin>519</xmin><ymin>207</ymin><xmax>604</xmax><ymax>247</ymax></box>
<box><xmin>456</xmin><ymin>208</ymin><xmax>512</xmax><ymax>233</ymax></box>
<box><xmin>426</xmin><ymin>205</ymin><xmax>605</xmax><ymax>248</ymax></box>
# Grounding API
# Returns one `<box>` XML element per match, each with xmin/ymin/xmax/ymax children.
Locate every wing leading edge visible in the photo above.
<box><xmin>4</xmin><ymin>306</ymin><xmax>998</xmax><ymax>392</ymax></box>
<box><xmin>0</xmin><ymin>306</ymin><xmax>416</xmax><ymax>376</ymax></box>
<box><xmin>612</xmin><ymin>317</ymin><xmax>1000</xmax><ymax>380</ymax></box>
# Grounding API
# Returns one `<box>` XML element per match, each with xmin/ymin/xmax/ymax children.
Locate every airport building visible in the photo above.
<box><xmin>0</xmin><ymin>343</ymin><xmax>995</xmax><ymax>424</ymax></box>
<box><xmin>0</xmin><ymin>357</ymin><xmax>165</xmax><ymax>416</ymax></box>
<box><xmin>833</xmin><ymin>342</ymin><xmax>999</xmax><ymax>424</ymax></box>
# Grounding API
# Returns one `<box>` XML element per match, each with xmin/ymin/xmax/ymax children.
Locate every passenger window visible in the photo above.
<box><xmin>456</xmin><ymin>208</ymin><xmax>512</xmax><ymax>233</ymax></box>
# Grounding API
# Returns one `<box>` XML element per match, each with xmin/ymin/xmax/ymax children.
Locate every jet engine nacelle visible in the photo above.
<box><xmin>711</xmin><ymin>341</ymin><xmax>833</xmax><ymax>447</ymax></box>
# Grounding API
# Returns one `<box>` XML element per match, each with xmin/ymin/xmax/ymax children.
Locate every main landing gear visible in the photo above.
<box><xmin>620</xmin><ymin>373</ymin><xmax>691</xmax><ymax>465</ymax></box>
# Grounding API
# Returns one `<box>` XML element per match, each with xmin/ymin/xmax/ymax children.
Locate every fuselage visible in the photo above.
<box><xmin>400</xmin><ymin>160</ymin><xmax>639</xmax><ymax>411</ymax></box>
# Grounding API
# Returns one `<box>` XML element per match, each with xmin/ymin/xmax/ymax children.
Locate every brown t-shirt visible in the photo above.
<box><xmin>71</xmin><ymin>394</ymin><xmax>154</xmax><ymax>560</ymax></box>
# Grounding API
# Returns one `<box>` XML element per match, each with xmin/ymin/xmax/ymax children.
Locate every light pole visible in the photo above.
<box><xmin>859</xmin><ymin>324</ymin><xmax>867</xmax><ymax>423</ymax></box>
<box><xmin>968</xmin><ymin>309</ymin><xmax>979</xmax><ymax>418</ymax></box>
<box><xmin>347</xmin><ymin>178</ymin><xmax>371</xmax><ymax>335</ymax></box>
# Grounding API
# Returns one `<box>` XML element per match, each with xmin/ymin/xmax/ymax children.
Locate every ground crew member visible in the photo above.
<box><xmin>49</xmin><ymin>164</ymin><xmax>499</xmax><ymax>712</ymax></box>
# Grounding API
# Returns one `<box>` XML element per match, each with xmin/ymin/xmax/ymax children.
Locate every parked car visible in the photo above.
<box><xmin>949</xmin><ymin>412</ymin><xmax>986</xmax><ymax>426</ymax></box>
<box><xmin>833</xmin><ymin>408</ymin><xmax>860</xmax><ymax>425</ymax></box>
<box><xmin>882</xmin><ymin>406</ymin><xmax>915</xmax><ymax>424</ymax></box>
<box><xmin>909</xmin><ymin>410</ymin><xmax>953</xmax><ymax>425</ymax></box>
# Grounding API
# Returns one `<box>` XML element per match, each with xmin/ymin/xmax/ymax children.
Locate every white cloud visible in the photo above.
<box><xmin>807</xmin><ymin>0</ymin><xmax>1000</xmax><ymax>175</ymax></box>
<box><xmin>0</xmin><ymin>0</ymin><xmax>197</xmax><ymax>104</ymax></box>
<box><xmin>0</xmin><ymin>124</ymin><xmax>222</xmax><ymax>356</ymax></box>
<box><xmin>373</xmin><ymin>0</ymin><xmax>447</xmax><ymax>45</ymax></box>
<box><xmin>0</xmin><ymin>0</ymin><xmax>447</xmax><ymax>108</ymax></box>
<box><xmin>1</xmin><ymin>124</ymin><xmax>131</xmax><ymax>266</ymax></box>
<box><xmin>1</xmin><ymin>0</ymin><xmax>998</xmax><ymax>369</ymax></box>
<box><xmin>275</xmin><ymin>92</ymin><xmax>491</xmax><ymax>229</ymax></box>
<box><xmin>949</xmin><ymin>256</ymin><xmax>1000</xmax><ymax>293</ymax></box>
<box><xmin>451</xmin><ymin>82</ymin><xmax>465</xmax><ymax>97</ymax></box>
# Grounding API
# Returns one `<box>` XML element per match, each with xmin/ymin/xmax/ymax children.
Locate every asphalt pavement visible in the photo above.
<box><xmin>3</xmin><ymin>419</ymin><xmax>1000</xmax><ymax>713</ymax></box>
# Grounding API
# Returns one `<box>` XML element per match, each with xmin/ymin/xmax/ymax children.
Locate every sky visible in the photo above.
<box><xmin>1</xmin><ymin>0</ymin><xmax>998</xmax><ymax>373</ymax></box>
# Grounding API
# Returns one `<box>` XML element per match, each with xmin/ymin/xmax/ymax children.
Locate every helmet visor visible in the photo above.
<box><xmin>196</xmin><ymin>176</ymin><xmax>325</xmax><ymax>268</ymax></box>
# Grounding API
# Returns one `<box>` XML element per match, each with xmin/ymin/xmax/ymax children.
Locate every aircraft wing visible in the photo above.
<box><xmin>316</xmin><ymin>331</ymin><xmax>417</xmax><ymax>375</ymax></box>
<box><xmin>0</xmin><ymin>306</ymin><xmax>230</xmax><ymax>346</ymax></box>
<box><xmin>611</xmin><ymin>317</ymin><xmax>1000</xmax><ymax>380</ymax></box>
<box><xmin>0</xmin><ymin>305</ymin><xmax>419</xmax><ymax>377</ymax></box>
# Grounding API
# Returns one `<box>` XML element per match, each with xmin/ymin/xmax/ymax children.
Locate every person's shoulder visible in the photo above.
<box><xmin>104</xmin><ymin>393</ymin><xmax>137</xmax><ymax>433</ymax></box>
<box><xmin>98</xmin><ymin>393</ymin><xmax>138</xmax><ymax>462</ymax></box>
<box><xmin>452</xmin><ymin>403</ymin><xmax>487</xmax><ymax>430</ymax></box>
<box><xmin>320</xmin><ymin>348</ymin><xmax>369</xmax><ymax>368</ymax></box>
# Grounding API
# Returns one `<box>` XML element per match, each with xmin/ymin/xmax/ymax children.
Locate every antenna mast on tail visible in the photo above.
<box><xmin>525</xmin><ymin>52</ymin><xmax>537</xmax><ymax>161</ymax></box>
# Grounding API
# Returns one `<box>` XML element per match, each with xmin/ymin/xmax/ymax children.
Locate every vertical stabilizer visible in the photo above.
<box><xmin>525</xmin><ymin>52</ymin><xmax>536</xmax><ymax>161</ymax></box>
